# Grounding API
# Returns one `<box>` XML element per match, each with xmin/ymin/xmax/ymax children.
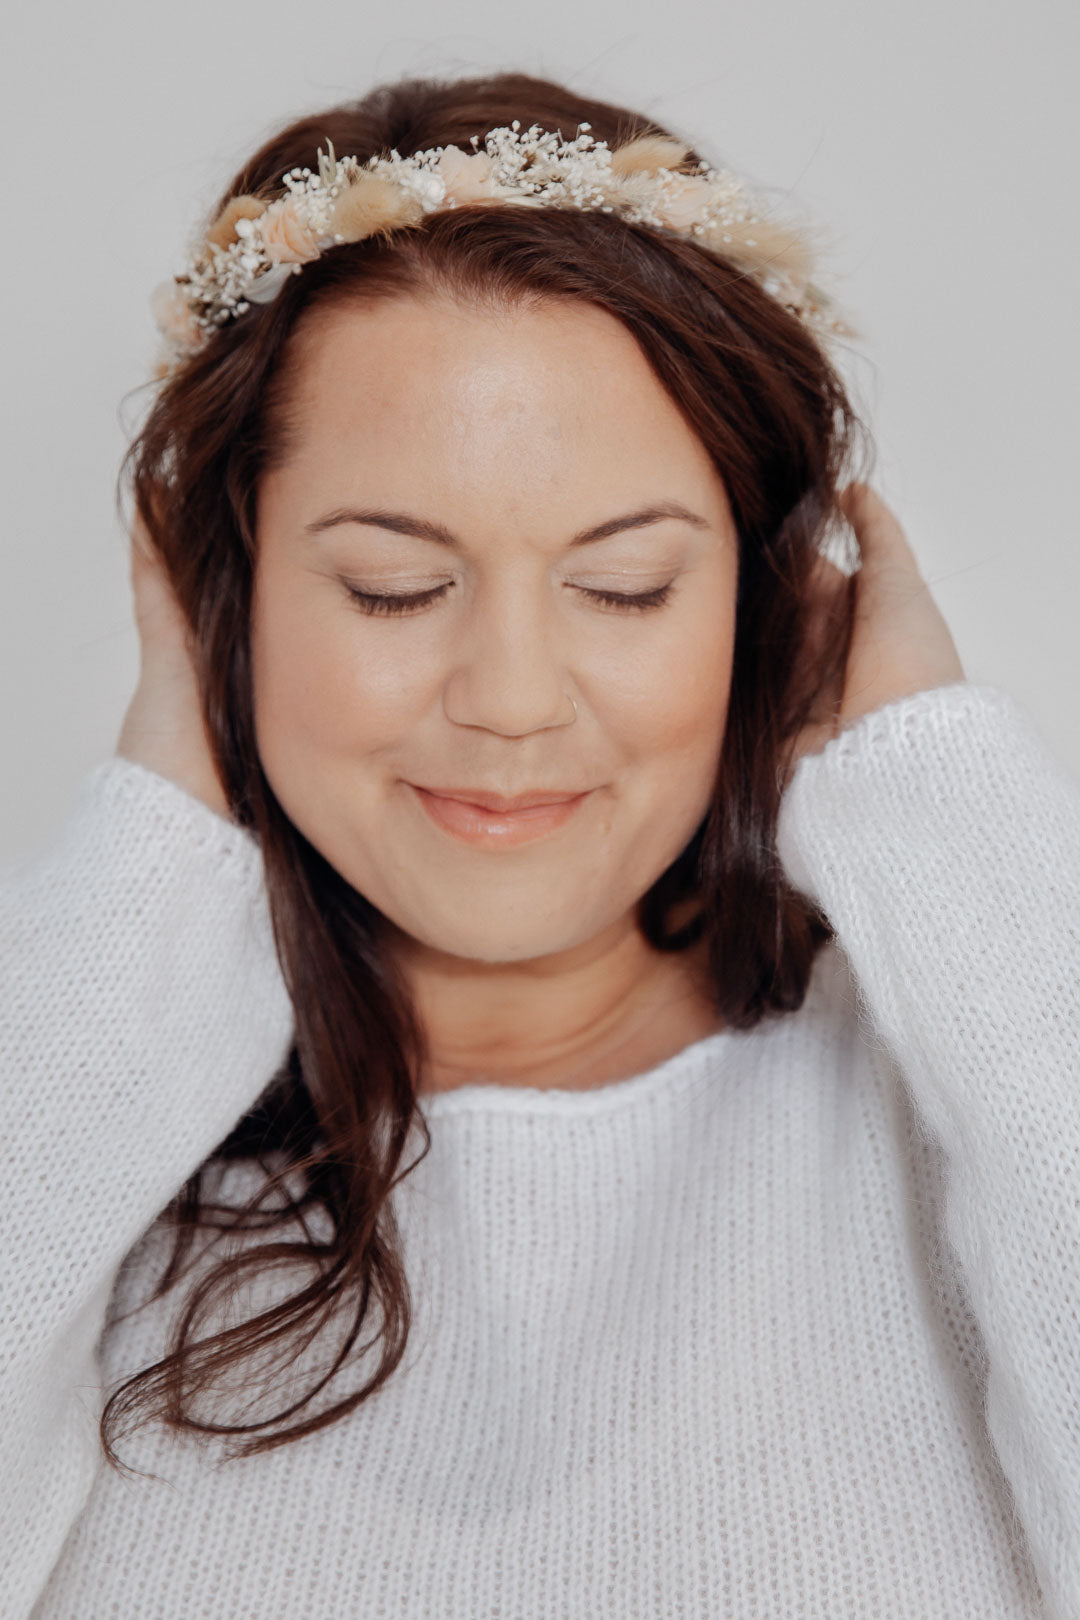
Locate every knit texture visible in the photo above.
<box><xmin>3</xmin><ymin>681</ymin><xmax>1078</xmax><ymax>1618</ymax></box>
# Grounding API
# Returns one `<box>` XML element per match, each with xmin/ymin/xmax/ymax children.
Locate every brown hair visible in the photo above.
<box><xmin>102</xmin><ymin>68</ymin><xmax>872</xmax><ymax>1474</ymax></box>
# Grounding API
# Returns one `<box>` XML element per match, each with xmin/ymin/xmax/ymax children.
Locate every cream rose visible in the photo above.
<box><xmin>258</xmin><ymin>199</ymin><xmax>322</xmax><ymax>265</ymax></box>
<box><xmin>434</xmin><ymin>147</ymin><xmax>499</xmax><ymax>205</ymax></box>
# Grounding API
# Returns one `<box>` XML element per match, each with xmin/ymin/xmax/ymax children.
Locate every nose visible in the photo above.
<box><xmin>441</xmin><ymin>580</ymin><xmax>575</xmax><ymax>737</ymax></box>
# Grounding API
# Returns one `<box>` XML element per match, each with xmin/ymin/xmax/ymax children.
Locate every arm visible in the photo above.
<box><xmin>776</xmin><ymin>680</ymin><xmax>1080</xmax><ymax>1620</ymax></box>
<box><xmin>0</xmin><ymin>757</ymin><xmax>295</xmax><ymax>1617</ymax></box>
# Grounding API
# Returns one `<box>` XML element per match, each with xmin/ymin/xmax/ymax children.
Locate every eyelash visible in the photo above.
<box><xmin>341</xmin><ymin>581</ymin><xmax>676</xmax><ymax>616</ymax></box>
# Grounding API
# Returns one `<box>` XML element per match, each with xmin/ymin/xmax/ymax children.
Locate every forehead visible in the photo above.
<box><xmin>274</xmin><ymin>293</ymin><xmax>718</xmax><ymax>485</ymax></box>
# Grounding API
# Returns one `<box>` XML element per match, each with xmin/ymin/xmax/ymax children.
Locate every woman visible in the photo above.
<box><xmin>4</xmin><ymin>69</ymin><xmax>1078</xmax><ymax>1619</ymax></box>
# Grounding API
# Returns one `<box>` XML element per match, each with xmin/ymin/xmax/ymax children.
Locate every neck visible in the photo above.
<box><xmin>388</xmin><ymin>912</ymin><xmax>721</xmax><ymax>1095</ymax></box>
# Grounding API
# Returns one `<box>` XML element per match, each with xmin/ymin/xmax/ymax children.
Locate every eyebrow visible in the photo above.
<box><xmin>302</xmin><ymin>499</ymin><xmax>710</xmax><ymax>549</ymax></box>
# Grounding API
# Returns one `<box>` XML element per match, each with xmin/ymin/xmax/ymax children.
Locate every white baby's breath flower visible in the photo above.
<box><xmin>399</xmin><ymin>167</ymin><xmax>447</xmax><ymax>210</ymax></box>
<box><xmin>152</xmin><ymin>120</ymin><xmax>855</xmax><ymax>375</ymax></box>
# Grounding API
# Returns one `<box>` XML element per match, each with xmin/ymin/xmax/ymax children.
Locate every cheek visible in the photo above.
<box><xmin>617</xmin><ymin>604</ymin><xmax>735</xmax><ymax>768</ymax></box>
<box><xmin>251</xmin><ymin>586</ymin><xmax>422</xmax><ymax>763</ymax></box>
<box><xmin>597</xmin><ymin>603</ymin><xmax>735</xmax><ymax>874</ymax></box>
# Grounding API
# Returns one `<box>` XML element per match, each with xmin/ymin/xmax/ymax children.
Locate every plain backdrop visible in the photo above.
<box><xmin>2</xmin><ymin>0</ymin><xmax>1077</xmax><ymax>863</ymax></box>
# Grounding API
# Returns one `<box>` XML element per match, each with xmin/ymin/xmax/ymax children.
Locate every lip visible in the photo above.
<box><xmin>408</xmin><ymin>784</ymin><xmax>592</xmax><ymax>848</ymax></box>
<box><xmin>413</xmin><ymin>786</ymin><xmax>588</xmax><ymax>812</ymax></box>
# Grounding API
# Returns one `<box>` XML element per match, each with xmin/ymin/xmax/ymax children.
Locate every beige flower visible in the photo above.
<box><xmin>434</xmin><ymin>147</ymin><xmax>498</xmax><ymax>205</ymax></box>
<box><xmin>610</xmin><ymin>136</ymin><xmax>691</xmax><ymax>178</ymax></box>
<box><xmin>150</xmin><ymin>281</ymin><xmax>202</xmax><ymax>349</ymax></box>
<box><xmin>698</xmin><ymin>216</ymin><xmax>817</xmax><ymax>285</ymax></box>
<box><xmin>654</xmin><ymin>173</ymin><xmax>714</xmax><ymax>231</ymax></box>
<box><xmin>205</xmin><ymin>195</ymin><xmax>267</xmax><ymax>251</ymax></box>
<box><xmin>258</xmin><ymin>198</ymin><xmax>321</xmax><ymax>265</ymax></box>
<box><xmin>330</xmin><ymin>172</ymin><xmax>426</xmax><ymax>242</ymax></box>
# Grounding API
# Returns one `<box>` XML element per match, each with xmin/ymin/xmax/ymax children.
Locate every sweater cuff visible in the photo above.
<box><xmin>774</xmin><ymin>681</ymin><xmax>1035</xmax><ymax>906</ymax></box>
<box><xmin>78</xmin><ymin>754</ymin><xmax>264</xmax><ymax>879</ymax></box>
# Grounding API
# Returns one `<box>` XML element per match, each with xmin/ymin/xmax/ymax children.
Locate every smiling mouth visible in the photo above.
<box><xmin>408</xmin><ymin>784</ymin><xmax>592</xmax><ymax>847</ymax></box>
<box><xmin>411</xmin><ymin>786</ymin><xmax>589</xmax><ymax>812</ymax></box>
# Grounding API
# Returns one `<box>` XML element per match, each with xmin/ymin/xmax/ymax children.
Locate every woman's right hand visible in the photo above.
<box><xmin>115</xmin><ymin>511</ymin><xmax>232</xmax><ymax>820</ymax></box>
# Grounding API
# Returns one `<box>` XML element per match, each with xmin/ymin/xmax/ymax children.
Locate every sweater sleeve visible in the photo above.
<box><xmin>774</xmin><ymin>680</ymin><xmax>1080</xmax><ymax>1620</ymax></box>
<box><xmin>0</xmin><ymin>758</ymin><xmax>295</xmax><ymax>1619</ymax></box>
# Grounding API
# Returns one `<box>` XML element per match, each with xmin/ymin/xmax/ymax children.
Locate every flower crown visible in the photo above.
<box><xmin>151</xmin><ymin>121</ymin><xmax>859</xmax><ymax>378</ymax></box>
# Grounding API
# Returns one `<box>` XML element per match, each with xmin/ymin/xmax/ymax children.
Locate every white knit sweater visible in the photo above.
<box><xmin>3</xmin><ymin>681</ymin><xmax>1079</xmax><ymax>1619</ymax></box>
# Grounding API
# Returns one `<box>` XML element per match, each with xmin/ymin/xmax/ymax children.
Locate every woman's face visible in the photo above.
<box><xmin>252</xmin><ymin>291</ymin><xmax>739</xmax><ymax>964</ymax></box>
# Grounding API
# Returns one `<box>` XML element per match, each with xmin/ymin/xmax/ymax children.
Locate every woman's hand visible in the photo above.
<box><xmin>115</xmin><ymin>511</ymin><xmax>232</xmax><ymax>820</ymax></box>
<box><xmin>782</xmin><ymin>483</ymin><xmax>966</xmax><ymax>789</ymax></box>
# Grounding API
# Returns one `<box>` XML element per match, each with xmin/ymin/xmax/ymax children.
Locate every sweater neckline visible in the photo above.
<box><xmin>414</xmin><ymin>1026</ymin><xmax>736</xmax><ymax>1121</ymax></box>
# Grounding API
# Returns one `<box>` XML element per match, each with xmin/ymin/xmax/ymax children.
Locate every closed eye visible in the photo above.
<box><xmin>341</xmin><ymin>581</ymin><xmax>676</xmax><ymax>616</ymax></box>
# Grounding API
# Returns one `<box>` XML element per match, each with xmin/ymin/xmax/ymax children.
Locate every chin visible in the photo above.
<box><xmin>385</xmin><ymin>907</ymin><xmax>603</xmax><ymax>966</ymax></box>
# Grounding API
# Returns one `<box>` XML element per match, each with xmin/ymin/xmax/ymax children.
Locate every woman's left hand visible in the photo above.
<box><xmin>782</xmin><ymin>483</ymin><xmax>966</xmax><ymax>788</ymax></box>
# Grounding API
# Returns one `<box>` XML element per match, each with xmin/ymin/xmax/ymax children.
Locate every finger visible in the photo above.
<box><xmin>809</xmin><ymin>548</ymin><xmax>849</xmax><ymax>588</ymax></box>
<box><xmin>806</xmin><ymin>546</ymin><xmax>851</xmax><ymax>610</ymax></box>
<box><xmin>837</xmin><ymin>484</ymin><xmax>922</xmax><ymax>577</ymax></box>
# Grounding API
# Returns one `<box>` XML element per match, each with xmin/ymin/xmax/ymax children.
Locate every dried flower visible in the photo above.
<box><xmin>654</xmin><ymin>173</ymin><xmax>715</xmax><ymax>231</ymax></box>
<box><xmin>434</xmin><ymin>147</ymin><xmax>498</xmax><ymax>205</ymax></box>
<box><xmin>151</xmin><ymin>121</ymin><xmax>858</xmax><ymax>377</ymax></box>
<box><xmin>205</xmin><ymin>195</ymin><xmax>267</xmax><ymax>251</ymax></box>
<box><xmin>149</xmin><ymin>281</ymin><xmax>203</xmax><ymax>350</ymax></box>
<box><xmin>257</xmin><ymin>198</ymin><xmax>322</xmax><ymax>265</ymax></box>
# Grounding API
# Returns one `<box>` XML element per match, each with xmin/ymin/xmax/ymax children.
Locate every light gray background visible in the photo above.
<box><xmin>3</xmin><ymin>1</ymin><xmax>1076</xmax><ymax>863</ymax></box>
